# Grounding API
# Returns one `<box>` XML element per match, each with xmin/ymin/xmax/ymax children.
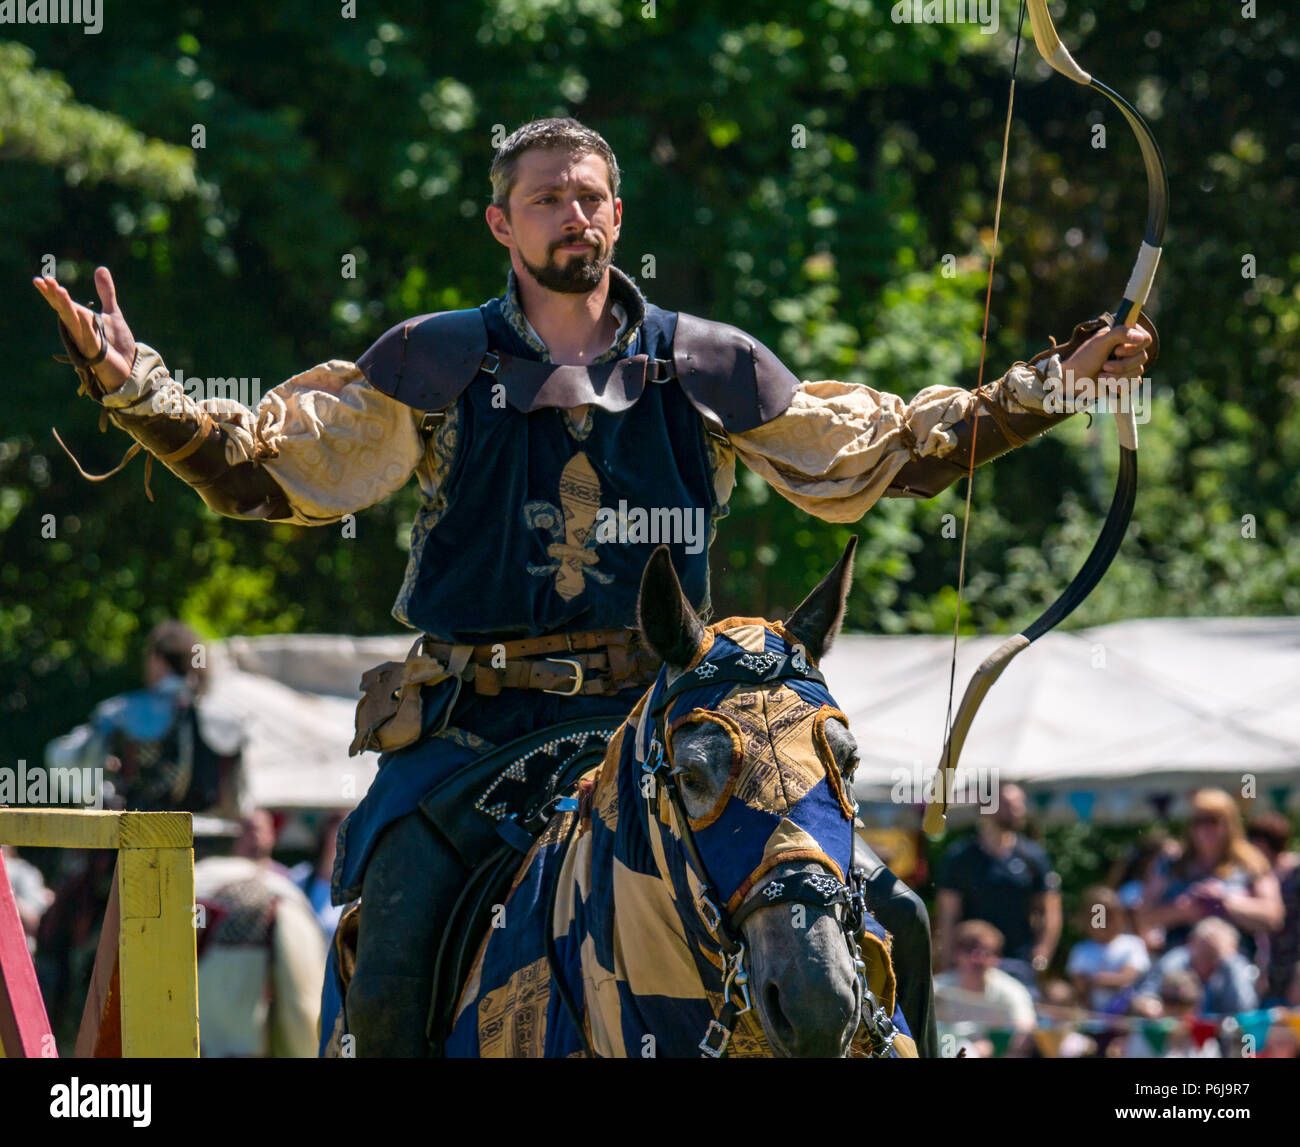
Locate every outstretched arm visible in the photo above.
<box><xmin>728</xmin><ymin>317</ymin><xmax>1152</xmax><ymax>523</ymax></box>
<box><xmin>34</xmin><ymin>267</ymin><xmax>425</xmax><ymax>525</ymax></box>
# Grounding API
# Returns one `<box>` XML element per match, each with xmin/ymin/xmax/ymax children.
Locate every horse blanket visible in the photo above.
<box><xmin>445</xmin><ymin>619</ymin><xmax>916</xmax><ymax>1058</ymax></box>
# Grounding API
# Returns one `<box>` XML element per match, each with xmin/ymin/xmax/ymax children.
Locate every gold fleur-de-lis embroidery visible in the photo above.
<box><xmin>524</xmin><ymin>452</ymin><xmax>612</xmax><ymax>601</ymax></box>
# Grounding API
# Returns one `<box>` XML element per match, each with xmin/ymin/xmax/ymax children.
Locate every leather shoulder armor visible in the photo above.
<box><xmin>671</xmin><ymin>312</ymin><xmax>800</xmax><ymax>433</ymax></box>
<box><xmin>354</xmin><ymin>306</ymin><xmax>800</xmax><ymax>434</ymax></box>
<box><xmin>355</xmin><ymin>308</ymin><xmax>487</xmax><ymax>412</ymax></box>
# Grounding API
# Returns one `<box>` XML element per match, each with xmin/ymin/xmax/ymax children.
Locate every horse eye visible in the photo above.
<box><xmin>671</xmin><ymin>765</ymin><xmax>705</xmax><ymax>794</ymax></box>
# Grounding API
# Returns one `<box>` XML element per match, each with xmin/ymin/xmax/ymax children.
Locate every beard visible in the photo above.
<box><xmin>520</xmin><ymin>235</ymin><xmax>615</xmax><ymax>294</ymax></box>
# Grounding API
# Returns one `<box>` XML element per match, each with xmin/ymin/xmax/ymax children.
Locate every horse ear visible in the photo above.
<box><xmin>785</xmin><ymin>536</ymin><xmax>857</xmax><ymax>665</ymax></box>
<box><xmin>637</xmin><ymin>545</ymin><xmax>706</xmax><ymax>669</ymax></box>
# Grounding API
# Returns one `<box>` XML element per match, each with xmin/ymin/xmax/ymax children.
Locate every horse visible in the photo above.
<box><xmin>442</xmin><ymin>539</ymin><xmax>917</xmax><ymax>1058</ymax></box>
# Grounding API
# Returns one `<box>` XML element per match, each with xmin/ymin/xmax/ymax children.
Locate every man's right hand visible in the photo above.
<box><xmin>33</xmin><ymin>266</ymin><xmax>137</xmax><ymax>394</ymax></box>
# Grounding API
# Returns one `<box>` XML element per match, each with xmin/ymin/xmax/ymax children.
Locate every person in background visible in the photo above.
<box><xmin>290</xmin><ymin>812</ymin><xmax>348</xmax><ymax>940</ymax></box>
<box><xmin>1247</xmin><ymin>813</ymin><xmax>1299</xmax><ymax>881</ymax></box>
<box><xmin>45</xmin><ymin>619</ymin><xmax>247</xmax><ymax>817</ymax></box>
<box><xmin>1067</xmin><ymin>884</ymin><xmax>1151</xmax><ymax>1015</ymax></box>
<box><xmin>1140</xmin><ymin>789</ymin><xmax>1283</xmax><ymax>958</ymax></box>
<box><xmin>235</xmin><ymin>808</ymin><xmax>296</xmax><ymax>881</ymax></box>
<box><xmin>1124</xmin><ymin>968</ymin><xmax>1223</xmax><ymax>1059</ymax></box>
<box><xmin>1131</xmin><ymin>916</ymin><xmax>1259</xmax><ymax>1020</ymax></box>
<box><xmin>1261</xmin><ymin>1016</ymin><xmax>1299</xmax><ymax>1059</ymax></box>
<box><xmin>934</xmin><ymin>782</ymin><xmax>1061</xmax><ymax>990</ymax></box>
<box><xmin>933</xmin><ymin>920</ymin><xmax>1037</xmax><ymax>1057</ymax></box>
<box><xmin>1108</xmin><ymin>829</ymin><xmax>1181</xmax><ymax>954</ymax></box>
<box><xmin>1246</xmin><ymin>812</ymin><xmax>1300</xmax><ymax>1004</ymax></box>
<box><xmin>194</xmin><ymin>810</ymin><xmax>326</xmax><ymax>1057</ymax></box>
<box><xmin>37</xmin><ymin>622</ymin><xmax>249</xmax><ymax>1051</ymax></box>
<box><xmin>1</xmin><ymin>845</ymin><xmax>54</xmax><ymax>955</ymax></box>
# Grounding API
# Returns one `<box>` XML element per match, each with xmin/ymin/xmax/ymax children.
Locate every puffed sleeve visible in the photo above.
<box><xmin>728</xmin><ymin>358</ymin><xmax>1068</xmax><ymax>523</ymax></box>
<box><xmin>102</xmin><ymin>342</ymin><xmax>426</xmax><ymax>526</ymax></box>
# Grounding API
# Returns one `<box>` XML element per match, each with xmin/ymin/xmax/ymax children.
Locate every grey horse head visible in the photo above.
<box><xmin>637</xmin><ymin>538</ymin><xmax>864</xmax><ymax>1057</ymax></box>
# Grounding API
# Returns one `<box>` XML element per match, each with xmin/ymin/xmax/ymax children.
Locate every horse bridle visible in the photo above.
<box><xmin>644</xmin><ymin>649</ymin><xmax>899</xmax><ymax>1058</ymax></box>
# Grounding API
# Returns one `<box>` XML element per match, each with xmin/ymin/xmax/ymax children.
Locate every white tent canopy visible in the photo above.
<box><xmin>208</xmin><ymin>619</ymin><xmax>1300</xmax><ymax>818</ymax></box>
<box><xmin>821</xmin><ymin>617</ymin><xmax>1300</xmax><ymax>823</ymax></box>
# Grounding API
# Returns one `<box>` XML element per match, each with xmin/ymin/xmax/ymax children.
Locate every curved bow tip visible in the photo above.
<box><xmin>1026</xmin><ymin>0</ymin><xmax>1092</xmax><ymax>85</ymax></box>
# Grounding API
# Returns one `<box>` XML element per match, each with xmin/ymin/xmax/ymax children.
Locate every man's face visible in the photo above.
<box><xmin>1189</xmin><ymin>935</ymin><xmax>1223</xmax><ymax>980</ymax></box>
<box><xmin>992</xmin><ymin>783</ymin><xmax>1027</xmax><ymax>830</ymax></box>
<box><xmin>486</xmin><ymin>148</ymin><xmax>621</xmax><ymax>294</ymax></box>
<box><xmin>955</xmin><ymin>935</ymin><xmax>997</xmax><ymax>976</ymax></box>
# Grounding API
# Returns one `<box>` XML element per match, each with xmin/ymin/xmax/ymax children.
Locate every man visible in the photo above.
<box><xmin>45</xmin><ymin>619</ymin><xmax>246</xmax><ymax>816</ymax></box>
<box><xmin>934</xmin><ymin>782</ymin><xmax>1062</xmax><ymax>987</ymax></box>
<box><xmin>1247</xmin><ymin>812</ymin><xmax>1300</xmax><ymax>1003</ymax></box>
<box><xmin>932</xmin><ymin>920</ymin><xmax>1036</xmax><ymax>1057</ymax></box>
<box><xmin>194</xmin><ymin>812</ymin><xmax>326</xmax><ymax>1057</ymax></box>
<box><xmin>1131</xmin><ymin>916</ymin><xmax>1259</xmax><ymax>1019</ymax></box>
<box><xmin>36</xmin><ymin>620</ymin><xmax>247</xmax><ymax>1050</ymax></box>
<box><xmin>35</xmin><ymin>117</ymin><xmax>1150</xmax><ymax>1057</ymax></box>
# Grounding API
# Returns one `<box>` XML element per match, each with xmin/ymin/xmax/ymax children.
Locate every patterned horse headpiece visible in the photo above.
<box><xmin>632</xmin><ymin>619</ymin><xmax>857</xmax><ymax>916</ymax></box>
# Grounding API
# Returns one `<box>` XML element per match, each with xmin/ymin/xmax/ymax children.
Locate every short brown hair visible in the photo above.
<box><xmin>489</xmin><ymin>117</ymin><xmax>620</xmax><ymax>213</ymax></box>
<box><xmin>953</xmin><ymin>919</ymin><xmax>1004</xmax><ymax>955</ymax></box>
<box><xmin>1247</xmin><ymin>811</ymin><xmax>1292</xmax><ymax>856</ymax></box>
<box><xmin>147</xmin><ymin>619</ymin><xmax>207</xmax><ymax>695</ymax></box>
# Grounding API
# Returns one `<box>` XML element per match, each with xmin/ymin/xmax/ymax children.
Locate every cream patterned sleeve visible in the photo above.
<box><xmin>102</xmin><ymin>342</ymin><xmax>426</xmax><ymax>526</ymax></box>
<box><xmin>728</xmin><ymin>359</ymin><xmax>1066</xmax><ymax>524</ymax></box>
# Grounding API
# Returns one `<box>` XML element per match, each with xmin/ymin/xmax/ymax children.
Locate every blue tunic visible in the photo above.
<box><xmin>397</xmin><ymin>293</ymin><xmax>718</xmax><ymax>643</ymax></box>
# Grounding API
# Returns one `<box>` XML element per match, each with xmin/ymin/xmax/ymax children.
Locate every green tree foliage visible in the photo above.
<box><xmin>1</xmin><ymin>1</ymin><xmax>1295</xmax><ymax>766</ymax></box>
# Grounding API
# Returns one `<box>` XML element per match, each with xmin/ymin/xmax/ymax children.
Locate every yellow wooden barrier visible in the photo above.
<box><xmin>0</xmin><ymin>810</ymin><xmax>198</xmax><ymax>1058</ymax></box>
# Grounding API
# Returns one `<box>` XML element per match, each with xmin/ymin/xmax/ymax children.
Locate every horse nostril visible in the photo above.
<box><xmin>764</xmin><ymin>982</ymin><xmax>796</xmax><ymax>1053</ymax></box>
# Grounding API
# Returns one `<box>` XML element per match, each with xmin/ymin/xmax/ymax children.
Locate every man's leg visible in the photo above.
<box><xmin>345</xmin><ymin>810</ymin><xmax>465</xmax><ymax>1057</ymax></box>
<box><xmin>854</xmin><ymin>836</ymin><xmax>938</xmax><ymax>1058</ymax></box>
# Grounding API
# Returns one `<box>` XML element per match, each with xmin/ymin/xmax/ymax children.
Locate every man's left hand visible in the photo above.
<box><xmin>1059</xmin><ymin>322</ymin><xmax>1152</xmax><ymax>402</ymax></box>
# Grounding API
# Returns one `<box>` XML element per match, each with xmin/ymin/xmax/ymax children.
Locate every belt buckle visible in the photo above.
<box><xmin>543</xmin><ymin>657</ymin><xmax>584</xmax><ymax>696</ymax></box>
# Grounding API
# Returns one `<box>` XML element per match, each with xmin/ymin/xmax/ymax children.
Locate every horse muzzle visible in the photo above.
<box><xmin>741</xmin><ymin>863</ymin><xmax>863</xmax><ymax>1058</ymax></box>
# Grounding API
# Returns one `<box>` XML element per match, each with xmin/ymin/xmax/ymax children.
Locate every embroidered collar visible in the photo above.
<box><xmin>500</xmin><ymin>264</ymin><xmax>647</xmax><ymax>365</ymax></box>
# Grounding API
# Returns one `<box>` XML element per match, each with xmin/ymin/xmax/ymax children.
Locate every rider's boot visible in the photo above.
<box><xmin>345</xmin><ymin>810</ymin><xmax>465</xmax><ymax>1057</ymax></box>
<box><xmin>854</xmin><ymin>835</ymin><xmax>939</xmax><ymax>1058</ymax></box>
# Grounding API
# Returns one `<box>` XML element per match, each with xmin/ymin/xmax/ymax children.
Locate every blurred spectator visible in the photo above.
<box><xmin>1132</xmin><ymin>917</ymin><xmax>1259</xmax><ymax>1019</ymax></box>
<box><xmin>1107</xmin><ymin>829</ymin><xmax>1180</xmax><ymax>953</ymax></box>
<box><xmin>35</xmin><ymin>849</ymin><xmax>117</xmax><ymax>1050</ymax></box>
<box><xmin>289</xmin><ymin>812</ymin><xmax>347</xmax><ymax>940</ymax></box>
<box><xmin>235</xmin><ymin>809</ymin><xmax>296</xmax><ymax>881</ymax></box>
<box><xmin>1067</xmin><ymin>885</ymin><xmax>1150</xmax><ymax>1014</ymax></box>
<box><xmin>1124</xmin><ymin>969</ymin><xmax>1223</xmax><ymax>1058</ymax></box>
<box><xmin>194</xmin><ymin>835</ymin><xmax>326</xmax><ymax>1058</ymax></box>
<box><xmin>45</xmin><ymin>619</ymin><xmax>247</xmax><ymax>817</ymax></box>
<box><xmin>1247</xmin><ymin>812</ymin><xmax>1299</xmax><ymax>880</ymax></box>
<box><xmin>1140</xmin><ymin>789</ymin><xmax>1283</xmax><ymax>958</ymax></box>
<box><xmin>2</xmin><ymin>845</ymin><xmax>53</xmax><ymax>955</ymax></box>
<box><xmin>1261</xmin><ymin>1019</ymin><xmax>1298</xmax><ymax>1059</ymax></box>
<box><xmin>1038</xmin><ymin>977</ymin><xmax>1080</xmax><ymax>1017</ymax></box>
<box><xmin>934</xmin><ymin>783</ymin><xmax>1061</xmax><ymax>988</ymax></box>
<box><xmin>1247</xmin><ymin>812</ymin><xmax>1300</xmax><ymax>1004</ymax></box>
<box><xmin>934</xmin><ymin>920</ymin><xmax>1037</xmax><ymax>1056</ymax></box>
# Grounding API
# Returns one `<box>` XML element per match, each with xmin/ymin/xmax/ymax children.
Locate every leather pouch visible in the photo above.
<box><xmin>349</xmin><ymin>638</ymin><xmax>470</xmax><ymax>756</ymax></box>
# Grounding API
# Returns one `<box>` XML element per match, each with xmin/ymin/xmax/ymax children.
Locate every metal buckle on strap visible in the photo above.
<box><xmin>542</xmin><ymin>657</ymin><xmax>584</xmax><ymax>695</ymax></box>
<box><xmin>646</xmin><ymin>358</ymin><xmax>675</xmax><ymax>383</ymax></box>
<box><xmin>699</xmin><ymin>1020</ymin><xmax>730</xmax><ymax>1058</ymax></box>
<box><xmin>697</xmin><ymin>894</ymin><xmax>722</xmax><ymax>934</ymax></box>
<box><xmin>723</xmin><ymin>944</ymin><xmax>752</xmax><ymax>1016</ymax></box>
<box><xmin>480</xmin><ymin>350</ymin><xmax>501</xmax><ymax>375</ymax></box>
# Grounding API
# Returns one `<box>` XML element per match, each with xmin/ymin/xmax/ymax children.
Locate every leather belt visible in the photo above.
<box><xmin>420</xmin><ymin>628</ymin><xmax>661</xmax><ymax>698</ymax></box>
